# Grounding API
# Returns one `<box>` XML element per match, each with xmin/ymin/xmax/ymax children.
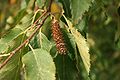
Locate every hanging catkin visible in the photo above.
<box><xmin>51</xmin><ymin>18</ymin><xmax>67</xmax><ymax>54</ymax></box>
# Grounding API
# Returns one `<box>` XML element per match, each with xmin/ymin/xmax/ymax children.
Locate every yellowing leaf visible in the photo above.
<box><xmin>63</xmin><ymin>15</ymin><xmax>90</xmax><ymax>74</ymax></box>
<box><xmin>71</xmin><ymin>27</ymin><xmax>90</xmax><ymax>74</ymax></box>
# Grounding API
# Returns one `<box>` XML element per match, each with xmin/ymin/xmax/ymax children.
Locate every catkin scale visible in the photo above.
<box><xmin>51</xmin><ymin>18</ymin><xmax>67</xmax><ymax>54</ymax></box>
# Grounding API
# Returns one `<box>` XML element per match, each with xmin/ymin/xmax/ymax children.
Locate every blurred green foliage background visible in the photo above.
<box><xmin>88</xmin><ymin>0</ymin><xmax>120</xmax><ymax>80</ymax></box>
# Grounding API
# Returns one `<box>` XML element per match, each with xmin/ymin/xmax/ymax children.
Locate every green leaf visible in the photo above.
<box><xmin>54</xmin><ymin>55</ymin><xmax>80</xmax><ymax>80</ymax></box>
<box><xmin>21</xmin><ymin>0</ymin><xmax>27</xmax><ymax>9</ymax></box>
<box><xmin>60</xmin><ymin>27</ymin><xmax>76</xmax><ymax>59</ymax></box>
<box><xmin>0</xmin><ymin>53</ymin><xmax>21</xmax><ymax>80</ymax></box>
<box><xmin>25</xmin><ymin>0</ymin><xmax>30</xmax><ymax>4</ymax></box>
<box><xmin>58</xmin><ymin>0</ymin><xmax>71</xmax><ymax>18</ymax></box>
<box><xmin>75</xmin><ymin>17</ymin><xmax>87</xmax><ymax>32</ymax></box>
<box><xmin>0</xmin><ymin>28</ymin><xmax>22</xmax><ymax>43</ymax></box>
<box><xmin>0</xmin><ymin>28</ymin><xmax>25</xmax><ymax>53</ymax></box>
<box><xmin>71</xmin><ymin>26</ymin><xmax>90</xmax><ymax>75</ymax></box>
<box><xmin>36</xmin><ymin>0</ymin><xmax>46</xmax><ymax>8</ymax></box>
<box><xmin>0</xmin><ymin>11</ymin><xmax>32</xmax><ymax>53</ymax></box>
<box><xmin>70</xmin><ymin>0</ymin><xmax>94</xmax><ymax>24</ymax></box>
<box><xmin>14</xmin><ymin>9</ymin><xmax>27</xmax><ymax>26</ymax></box>
<box><xmin>41</xmin><ymin>16</ymin><xmax>51</xmax><ymax>39</ymax></box>
<box><xmin>15</xmin><ymin>13</ymin><xmax>33</xmax><ymax>31</ymax></box>
<box><xmin>36</xmin><ymin>0</ymin><xmax>50</xmax><ymax>9</ymax></box>
<box><xmin>22</xmin><ymin>49</ymin><xmax>56</xmax><ymax>80</ymax></box>
<box><xmin>115</xmin><ymin>17</ymin><xmax>120</xmax><ymax>42</ymax></box>
<box><xmin>40</xmin><ymin>33</ymin><xmax>52</xmax><ymax>52</ymax></box>
<box><xmin>117</xmin><ymin>38</ymin><xmax>120</xmax><ymax>49</ymax></box>
<box><xmin>0</xmin><ymin>34</ymin><xmax>25</xmax><ymax>80</ymax></box>
<box><xmin>0</xmin><ymin>9</ymin><xmax>26</xmax><ymax>38</ymax></box>
<box><xmin>63</xmin><ymin>15</ymin><xmax>90</xmax><ymax>75</ymax></box>
<box><xmin>27</xmin><ymin>0</ymin><xmax>36</xmax><ymax>9</ymax></box>
<box><xmin>0</xmin><ymin>43</ymin><xmax>8</xmax><ymax>53</ymax></box>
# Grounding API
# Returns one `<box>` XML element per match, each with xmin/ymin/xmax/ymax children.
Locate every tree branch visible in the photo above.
<box><xmin>0</xmin><ymin>12</ymin><xmax>49</xmax><ymax>69</ymax></box>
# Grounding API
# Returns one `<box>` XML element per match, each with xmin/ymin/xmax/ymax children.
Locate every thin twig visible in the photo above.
<box><xmin>0</xmin><ymin>12</ymin><xmax>49</xmax><ymax>69</ymax></box>
<box><xmin>0</xmin><ymin>53</ymin><xmax>10</xmax><ymax>57</ymax></box>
